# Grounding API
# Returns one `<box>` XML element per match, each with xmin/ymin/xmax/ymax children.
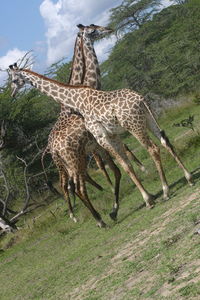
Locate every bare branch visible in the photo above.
<box><xmin>0</xmin><ymin>120</ymin><xmax>7</xmax><ymax>150</ymax></box>
<box><xmin>10</xmin><ymin>203</ymin><xmax>46</xmax><ymax>224</ymax></box>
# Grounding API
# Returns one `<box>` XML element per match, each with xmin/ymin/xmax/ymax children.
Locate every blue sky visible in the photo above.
<box><xmin>0</xmin><ymin>0</ymin><xmax>45</xmax><ymax>55</ymax></box>
<box><xmin>0</xmin><ymin>0</ymin><xmax>171</xmax><ymax>85</ymax></box>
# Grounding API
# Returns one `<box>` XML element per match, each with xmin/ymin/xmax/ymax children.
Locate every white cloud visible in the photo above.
<box><xmin>162</xmin><ymin>0</ymin><xmax>172</xmax><ymax>7</ymax></box>
<box><xmin>40</xmin><ymin>0</ymin><xmax>173</xmax><ymax>67</ymax></box>
<box><xmin>39</xmin><ymin>0</ymin><xmax>121</xmax><ymax>65</ymax></box>
<box><xmin>0</xmin><ymin>48</ymin><xmax>27</xmax><ymax>85</ymax></box>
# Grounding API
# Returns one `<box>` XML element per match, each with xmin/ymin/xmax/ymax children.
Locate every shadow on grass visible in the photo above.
<box><xmin>116</xmin><ymin>167</ymin><xmax>200</xmax><ymax>225</ymax></box>
<box><xmin>153</xmin><ymin>166</ymin><xmax>200</xmax><ymax>199</ymax></box>
<box><xmin>114</xmin><ymin>203</ymin><xmax>146</xmax><ymax>225</ymax></box>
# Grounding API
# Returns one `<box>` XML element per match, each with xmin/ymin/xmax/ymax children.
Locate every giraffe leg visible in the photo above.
<box><xmin>159</xmin><ymin>130</ymin><xmax>193</xmax><ymax>186</ymax></box>
<box><xmin>54</xmin><ymin>154</ymin><xmax>77</xmax><ymax>222</ymax></box>
<box><xmin>98</xmin><ymin>149</ymin><xmax>121</xmax><ymax>221</ymax></box>
<box><xmin>131</xmin><ymin>133</ymin><xmax>170</xmax><ymax>200</ymax></box>
<box><xmin>93</xmin><ymin>152</ymin><xmax>113</xmax><ymax>186</ymax></box>
<box><xmin>68</xmin><ymin>177</ymin><xmax>76</xmax><ymax>208</ymax></box>
<box><xmin>59</xmin><ymin>170</ymin><xmax>77</xmax><ymax>223</ymax></box>
<box><xmin>85</xmin><ymin>172</ymin><xmax>104</xmax><ymax>191</ymax></box>
<box><xmin>76</xmin><ymin>176</ymin><xmax>107</xmax><ymax>228</ymax></box>
<box><xmin>85</xmin><ymin>122</ymin><xmax>154</xmax><ymax>208</ymax></box>
<box><xmin>146</xmin><ymin>115</ymin><xmax>193</xmax><ymax>186</ymax></box>
<box><xmin>123</xmin><ymin>144</ymin><xmax>147</xmax><ymax>173</ymax></box>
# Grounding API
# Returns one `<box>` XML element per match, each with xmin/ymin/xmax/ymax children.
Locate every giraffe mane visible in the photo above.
<box><xmin>22</xmin><ymin>69</ymin><xmax>93</xmax><ymax>89</ymax></box>
<box><xmin>68</xmin><ymin>34</ymin><xmax>85</xmax><ymax>85</ymax></box>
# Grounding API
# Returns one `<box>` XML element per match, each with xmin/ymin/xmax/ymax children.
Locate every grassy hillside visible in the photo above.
<box><xmin>0</xmin><ymin>99</ymin><xmax>200</xmax><ymax>300</ymax></box>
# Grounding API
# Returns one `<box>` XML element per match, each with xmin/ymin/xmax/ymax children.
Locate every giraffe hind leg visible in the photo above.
<box><xmin>132</xmin><ymin>132</ymin><xmax>170</xmax><ymax>200</ymax></box>
<box><xmin>93</xmin><ymin>152</ymin><xmax>113</xmax><ymax>186</ymax></box>
<box><xmin>145</xmin><ymin>112</ymin><xmax>193</xmax><ymax>190</ymax></box>
<box><xmin>160</xmin><ymin>130</ymin><xmax>193</xmax><ymax>186</ymax></box>
<box><xmin>68</xmin><ymin>177</ymin><xmax>76</xmax><ymax>208</ymax></box>
<box><xmin>86</xmin><ymin>122</ymin><xmax>154</xmax><ymax>209</ymax></box>
<box><xmin>85</xmin><ymin>172</ymin><xmax>104</xmax><ymax>191</ymax></box>
<box><xmin>124</xmin><ymin>144</ymin><xmax>147</xmax><ymax>173</ymax></box>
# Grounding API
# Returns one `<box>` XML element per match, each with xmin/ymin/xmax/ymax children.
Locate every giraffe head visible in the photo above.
<box><xmin>77</xmin><ymin>24</ymin><xmax>113</xmax><ymax>42</ymax></box>
<box><xmin>8</xmin><ymin>63</ymin><xmax>25</xmax><ymax>97</ymax></box>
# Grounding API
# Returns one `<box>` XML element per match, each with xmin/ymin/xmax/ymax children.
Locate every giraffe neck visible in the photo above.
<box><xmin>60</xmin><ymin>30</ymin><xmax>101</xmax><ymax>115</ymax></box>
<box><xmin>68</xmin><ymin>33</ymin><xmax>85</xmax><ymax>86</ymax></box>
<box><xmin>20</xmin><ymin>69</ymin><xmax>88</xmax><ymax>112</ymax></box>
<box><xmin>82</xmin><ymin>34</ymin><xmax>101</xmax><ymax>89</ymax></box>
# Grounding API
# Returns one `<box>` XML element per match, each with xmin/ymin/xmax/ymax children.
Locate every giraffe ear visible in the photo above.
<box><xmin>77</xmin><ymin>24</ymin><xmax>84</xmax><ymax>29</ymax></box>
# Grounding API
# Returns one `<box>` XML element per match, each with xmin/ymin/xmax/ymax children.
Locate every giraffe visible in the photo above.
<box><xmin>42</xmin><ymin>24</ymin><xmax>145</xmax><ymax>223</ymax></box>
<box><xmin>9</xmin><ymin>64</ymin><xmax>193</xmax><ymax>226</ymax></box>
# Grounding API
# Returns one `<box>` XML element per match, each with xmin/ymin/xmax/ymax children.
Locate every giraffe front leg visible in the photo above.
<box><xmin>85</xmin><ymin>121</ymin><xmax>154</xmax><ymax>209</ymax></box>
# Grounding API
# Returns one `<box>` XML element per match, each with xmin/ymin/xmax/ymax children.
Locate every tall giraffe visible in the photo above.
<box><xmin>41</xmin><ymin>25</ymin><xmax>121</xmax><ymax>225</ymax></box>
<box><xmin>42</xmin><ymin>24</ymin><xmax>145</xmax><ymax>223</ymax></box>
<box><xmin>9</xmin><ymin>65</ymin><xmax>193</xmax><ymax>221</ymax></box>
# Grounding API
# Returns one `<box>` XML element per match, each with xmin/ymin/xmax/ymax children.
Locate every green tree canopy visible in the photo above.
<box><xmin>108</xmin><ymin>0</ymin><xmax>161</xmax><ymax>33</ymax></box>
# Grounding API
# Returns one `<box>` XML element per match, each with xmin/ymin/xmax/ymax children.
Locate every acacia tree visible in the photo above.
<box><xmin>108</xmin><ymin>0</ymin><xmax>161</xmax><ymax>33</ymax></box>
<box><xmin>0</xmin><ymin>67</ymin><xmax>60</xmax><ymax>233</ymax></box>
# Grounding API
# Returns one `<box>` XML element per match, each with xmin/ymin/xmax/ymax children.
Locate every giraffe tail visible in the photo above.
<box><xmin>143</xmin><ymin>101</ymin><xmax>170</xmax><ymax>146</ymax></box>
<box><xmin>41</xmin><ymin>146</ymin><xmax>61</xmax><ymax>196</ymax></box>
<box><xmin>41</xmin><ymin>145</ymin><xmax>50</xmax><ymax>183</ymax></box>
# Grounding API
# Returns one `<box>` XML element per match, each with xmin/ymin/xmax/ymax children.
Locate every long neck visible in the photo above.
<box><xmin>68</xmin><ymin>34</ymin><xmax>85</xmax><ymax>85</ymax></box>
<box><xmin>82</xmin><ymin>34</ymin><xmax>101</xmax><ymax>90</ymax></box>
<box><xmin>20</xmin><ymin>69</ymin><xmax>86</xmax><ymax>112</ymax></box>
<box><xmin>61</xmin><ymin>31</ymin><xmax>101</xmax><ymax>115</ymax></box>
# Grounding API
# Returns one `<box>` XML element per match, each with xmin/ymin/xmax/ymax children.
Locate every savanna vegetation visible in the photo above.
<box><xmin>0</xmin><ymin>0</ymin><xmax>200</xmax><ymax>299</ymax></box>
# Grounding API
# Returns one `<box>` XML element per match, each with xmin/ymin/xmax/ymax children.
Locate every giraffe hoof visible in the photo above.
<box><xmin>109</xmin><ymin>211</ymin><xmax>118</xmax><ymax>221</ymax></box>
<box><xmin>97</xmin><ymin>220</ymin><xmax>107</xmax><ymax>228</ymax></box>
<box><xmin>140</xmin><ymin>165</ymin><xmax>148</xmax><ymax>174</ymax></box>
<box><xmin>70</xmin><ymin>213</ymin><xmax>78</xmax><ymax>223</ymax></box>
<box><xmin>146</xmin><ymin>203</ymin><xmax>154</xmax><ymax>209</ymax></box>
<box><xmin>146</xmin><ymin>194</ymin><xmax>155</xmax><ymax>209</ymax></box>
<box><xmin>163</xmin><ymin>195</ymin><xmax>170</xmax><ymax>201</ymax></box>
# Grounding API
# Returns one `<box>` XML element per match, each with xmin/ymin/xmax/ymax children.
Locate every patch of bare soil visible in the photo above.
<box><xmin>67</xmin><ymin>188</ymin><xmax>200</xmax><ymax>300</ymax></box>
<box><xmin>158</xmin><ymin>260</ymin><xmax>200</xmax><ymax>298</ymax></box>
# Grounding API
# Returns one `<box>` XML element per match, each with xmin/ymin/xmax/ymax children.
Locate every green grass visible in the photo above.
<box><xmin>0</xmin><ymin>99</ymin><xmax>200</xmax><ymax>300</ymax></box>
